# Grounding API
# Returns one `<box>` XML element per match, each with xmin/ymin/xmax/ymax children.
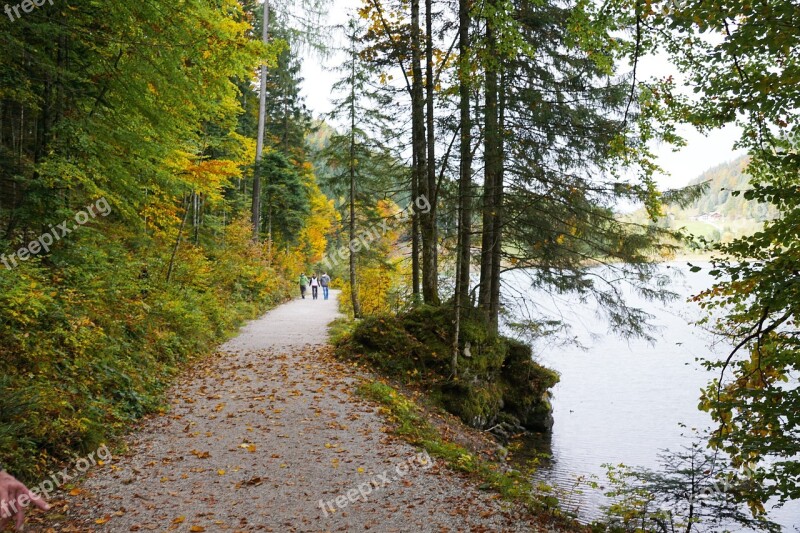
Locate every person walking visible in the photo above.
<box><xmin>320</xmin><ymin>272</ymin><xmax>331</xmax><ymax>300</ymax></box>
<box><xmin>299</xmin><ymin>273</ymin><xmax>309</xmax><ymax>299</ymax></box>
<box><xmin>310</xmin><ymin>274</ymin><xmax>319</xmax><ymax>300</ymax></box>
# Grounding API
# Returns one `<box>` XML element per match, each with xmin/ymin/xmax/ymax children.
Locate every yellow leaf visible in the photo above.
<box><xmin>217</xmin><ymin>469</ymin><xmax>226</xmax><ymax>476</ymax></box>
<box><xmin>190</xmin><ymin>527</ymin><xmax>206</xmax><ymax>532</ymax></box>
<box><xmin>173</xmin><ymin>516</ymin><xmax>186</xmax><ymax>524</ymax></box>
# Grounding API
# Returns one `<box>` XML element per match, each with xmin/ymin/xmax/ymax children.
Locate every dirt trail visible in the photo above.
<box><xmin>42</xmin><ymin>292</ymin><xmax>550</xmax><ymax>532</ymax></box>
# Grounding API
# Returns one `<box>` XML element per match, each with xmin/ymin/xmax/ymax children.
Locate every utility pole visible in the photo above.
<box><xmin>252</xmin><ymin>0</ymin><xmax>270</xmax><ymax>240</ymax></box>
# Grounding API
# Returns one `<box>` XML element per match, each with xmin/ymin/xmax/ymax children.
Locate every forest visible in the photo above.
<box><xmin>0</xmin><ymin>0</ymin><xmax>798</xmax><ymax>531</ymax></box>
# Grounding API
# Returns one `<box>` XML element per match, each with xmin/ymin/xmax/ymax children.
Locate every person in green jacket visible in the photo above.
<box><xmin>299</xmin><ymin>273</ymin><xmax>309</xmax><ymax>299</ymax></box>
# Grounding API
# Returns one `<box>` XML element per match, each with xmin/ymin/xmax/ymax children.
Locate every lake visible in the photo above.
<box><xmin>505</xmin><ymin>264</ymin><xmax>800</xmax><ymax>531</ymax></box>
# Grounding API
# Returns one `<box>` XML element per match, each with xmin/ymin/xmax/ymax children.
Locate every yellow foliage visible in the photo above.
<box><xmin>222</xmin><ymin>131</ymin><xmax>256</xmax><ymax>167</ymax></box>
<box><xmin>140</xmin><ymin>184</ymin><xmax>183</xmax><ymax>231</ymax></box>
<box><xmin>339</xmin><ymin>258</ymin><xmax>409</xmax><ymax>316</ymax></box>
<box><xmin>182</xmin><ymin>160</ymin><xmax>241</xmax><ymax>202</ymax></box>
<box><xmin>336</xmin><ymin>197</ymin><xmax>410</xmax><ymax>317</ymax></box>
<box><xmin>165</xmin><ymin>151</ymin><xmax>241</xmax><ymax>202</ymax></box>
<box><xmin>296</xmin><ymin>169</ymin><xmax>340</xmax><ymax>266</ymax></box>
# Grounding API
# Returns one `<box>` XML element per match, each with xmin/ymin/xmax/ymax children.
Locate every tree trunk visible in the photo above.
<box><xmin>349</xmin><ymin>47</ymin><xmax>362</xmax><ymax>319</ymax></box>
<box><xmin>488</xmin><ymin>66</ymin><xmax>505</xmax><ymax>332</ymax></box>
<box><xmin>479</xmin><ymin>4</ymin><xmax>502</xmax><ymax>333</ymax></box>
<box><xmin>166</xmin><ymin>195</ymin><xmax>191</xmax><ymax>284</ymax></box>
<box><xmin>251</xmin><ymin>0</ymin><xmax>269</xmax><ymax>240</ymax></box>
<box><xmin>267</xmin><ymin>200</ymin><xmax>273</xmax><ymax>258</ymax></box>
<box><xmin>456</xmin><ymin>0</ymin><xmax>473</xmax><ymax>309</ymax></box>
<box><xmin>411</xmin><ymin>0</ymin><xmax>428</xmax><ymax>303</ymax></box>
<box><xmin>411</xmin><ymin>153</ymin><xmax>421</xmax><ymax>298</ymax></box>
<box><xmin>453</xmin><ymin>0</ymin><xmax>473</xmax><ymax>376</ymax></box>
<box><xmin>423</xmin><ymin>0</ymin><xmax>439</xmax><ymax>304</ymax></box>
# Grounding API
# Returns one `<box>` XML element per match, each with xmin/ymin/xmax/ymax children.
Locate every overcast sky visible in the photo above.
<box><xmin>297</xmin><ymin>1</ymin><xmax>744</xmax><ymax>191</ymax></box>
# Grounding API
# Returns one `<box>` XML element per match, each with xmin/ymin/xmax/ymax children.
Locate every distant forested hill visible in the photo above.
<box><xmin>672</xmin><ymin>156</ymin><xmax>777</xmax><ymax>222</ymax></box>
<box><xmin>627</xmin><ymin>156</ymin><xmax>779</xmax><ymax>244</ymax></box>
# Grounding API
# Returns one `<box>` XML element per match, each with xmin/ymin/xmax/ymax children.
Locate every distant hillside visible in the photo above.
<box><xmin>306</xmin><ymin>120</ymin><xmax>336</xmax><ymax>152</ymax></box>
<box><xmin>658</xmin><ymin>156</ymin><xmax>779</xmax><ymax>243</ymax></box>
<box><xmin>672</xmin><ymin>156</ymin><xmax>777</xmax><ymax>222</ymax></box>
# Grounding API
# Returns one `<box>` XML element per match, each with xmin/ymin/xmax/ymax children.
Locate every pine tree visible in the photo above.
<box><xmin>323</xmin><ymin>17</ymin><xmax>403</xmax><ymax>318</ymax></box>
<box><xmin>463</xmin><ymin>0</ymin><xmax>677</xmax><ymax>336</ymax></box>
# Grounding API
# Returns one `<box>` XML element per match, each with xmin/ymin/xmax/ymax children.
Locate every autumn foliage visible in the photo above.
<box><xmin>0</xmin><ymin>0</ymin><xmax>334</xmax><ymax>481</ymax></box>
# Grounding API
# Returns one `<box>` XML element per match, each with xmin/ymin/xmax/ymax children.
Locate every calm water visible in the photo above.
<box><xmin>505</xmin><ymin>264</ymin><xmax>800</xmax><ymax>531</ymax></box>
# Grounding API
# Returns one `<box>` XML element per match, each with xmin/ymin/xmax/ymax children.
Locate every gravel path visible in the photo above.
<box><xmin>39</xmin><ymin>292</ymin><xmax>551</xmax><ymax>532</ymax></box>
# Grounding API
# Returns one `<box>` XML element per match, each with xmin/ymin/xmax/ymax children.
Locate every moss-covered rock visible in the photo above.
<box><xmin>441</xmin><ymin>380</ymin><xmax>505</xmax><ymax>428</ymax></box>
<box><xmin>500</xmin><ymin>339</ymin><xmax>560</xmax><ymax>431</ymax></box>
<box><xmin>337</xmin><ymin>305</ymin><xmax>560</xmax><ymax>435</ymax></box>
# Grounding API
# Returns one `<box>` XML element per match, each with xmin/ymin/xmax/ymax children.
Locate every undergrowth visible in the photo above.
<box><xmin>0</xmin><ymin>218</ymin><xmax>294</xmax><ymax>482</ymax></box>
<box><xmin>335</xmin><ymin>306</ymin><xmax>559</xmax><ymax>432</ymax></box>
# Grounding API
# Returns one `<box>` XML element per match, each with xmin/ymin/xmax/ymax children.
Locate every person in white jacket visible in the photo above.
<box><xmin>310</xmin><ymin>274</ymin><xmax>320</xmax><ymax>300</ymax></box>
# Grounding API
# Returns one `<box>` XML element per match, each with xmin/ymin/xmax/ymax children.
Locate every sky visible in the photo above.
<box><xmin>297</xmin><ymin>0</ymin><xmax>745</xmax><ymax>192</ymax></box>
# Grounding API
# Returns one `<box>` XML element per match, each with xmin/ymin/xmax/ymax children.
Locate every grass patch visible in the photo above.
<box><xmin>334</xmin><ymin>314</ymin><xmax>584</xmax><ymax>530</ymax></box>
<box><xmin>327</xmin><ymin>316</ymin><xmax>356</xmax><ymax>346</ymax></box>
<box><xmin>359</xmin><ymin>379</ymin><xmax>555</xmax><ymax>507</ymax></box>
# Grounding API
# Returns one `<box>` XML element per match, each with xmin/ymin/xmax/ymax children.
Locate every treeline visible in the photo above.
<box><xmin>0</xmin><ymin>1</ymin><xmax>333</xmax><ymax>479</ymax></box>
<box><xmin>628</xmin><ymin>156</ymin><xmax>780</xmax><ymax>244</ymax></box>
